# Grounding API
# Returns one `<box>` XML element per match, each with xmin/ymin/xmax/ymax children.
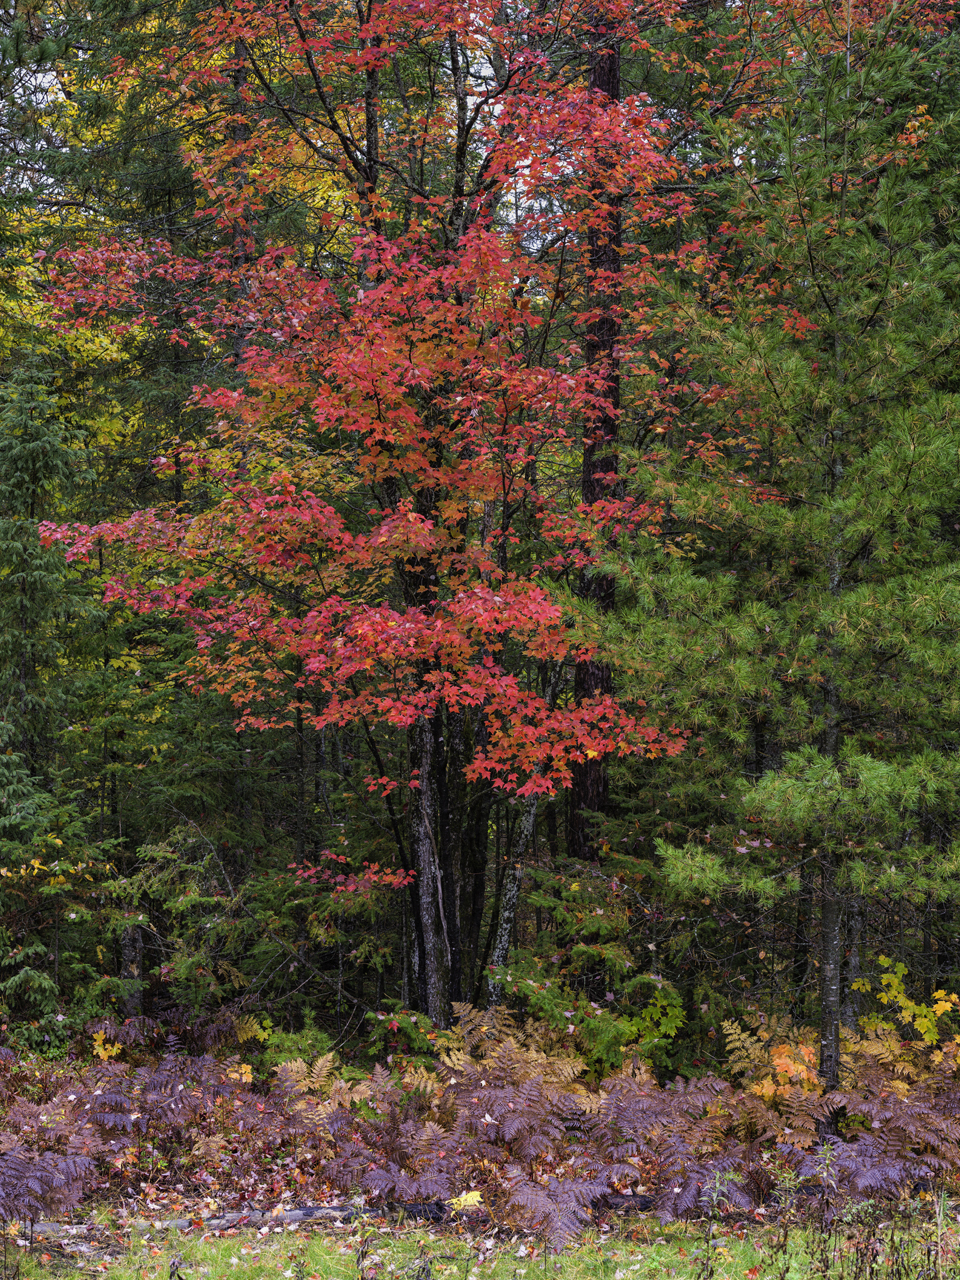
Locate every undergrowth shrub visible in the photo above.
<box><xmin>0</xmin><ymin>1002</ymin><xmax>959</xmax><ymax>1247</ymax></box>
<box><xmin>319</xmin><ymin>1002</ymin><xmax>960</xmax><ymax>1244</ymax></box>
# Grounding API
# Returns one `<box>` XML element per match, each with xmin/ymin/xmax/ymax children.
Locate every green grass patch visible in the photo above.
<box><xmin>11</xmin><ymin>1217</ymin><xmax>911</xmax><ymax>1280</ymax></box>
<box><xmin>12</xmin><ymin>1201</ymin><xmax>960</xmax><ymax>1280</ymax></box>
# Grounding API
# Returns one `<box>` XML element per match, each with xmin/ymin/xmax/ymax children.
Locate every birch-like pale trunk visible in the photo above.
<box><xmin>410</xmin><ymin>714</ymin><xmax>453</xmax><ymax>1027</ymax></box>
<box><xmin>487</xmin><ymin>794</ymin><xmax>540</xmax><ymax>1007</ymax></box>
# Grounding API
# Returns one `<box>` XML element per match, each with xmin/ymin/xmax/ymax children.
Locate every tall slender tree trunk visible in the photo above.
<box><xmin>570</xmin><ymin>14</ymin><xmax>621</xmax><ymax>861</ymax></box>
<box><xmin>819</xmin><ymin>850</ymin><xmax>843</xmax><ymax>1096</ymax></box>
<box><xmin>840</xmin><ymin>896</ymin><xmax>863</xmax><ymax>1032</ymax></box>
<box><xmin>817</xmin><ymin>253</ymin><xmax>846</xmax><ymax>1092</ymax></box>
<box><xmin>790</xmin><ymin>863</ymin><xmax>812</xmax><ymax>1022</ymax></box>
<box><xmin>488</xmin><ymin>795</ymin><xmax>540</xmax><ymax>1006</ymax></box>
<box><xmin>433</xmin><ymin>710</ymin><xmax>462</xmax><ymax>1002</ymax></box>
<box><xmin>461</xmin><ymin>712</ymin><xmax>492</xmax><ymax>998</ymax></box>
<box><xmin>410</xmin><ymin>715</ymin><xmax>453</xmax><ymax>1026</ymax></box>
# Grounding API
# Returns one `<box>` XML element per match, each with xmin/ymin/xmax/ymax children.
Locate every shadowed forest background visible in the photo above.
<box><xmin>0</xmin><ymin>0</ymin><xmax>959</xmax><ymax>1095</ymax></box>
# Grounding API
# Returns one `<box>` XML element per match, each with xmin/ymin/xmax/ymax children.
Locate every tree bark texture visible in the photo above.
<box><xmin>488</xmin><ymin>795</ymin><xmax>540</xmax><ymax>1006</ymax></box>
<box><xmin>410</xmin><ymin>714</ymin><xmax>453</xmax><ymax>1026</ymax></box>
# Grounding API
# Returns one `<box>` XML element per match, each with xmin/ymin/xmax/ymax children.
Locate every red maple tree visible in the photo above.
<box><xmin>45</xmin><ymin>0</ymin><xmax>702</xmax><ymax>1023</ymax></box>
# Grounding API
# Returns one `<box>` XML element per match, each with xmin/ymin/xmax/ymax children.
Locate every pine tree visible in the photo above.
<box><xmin>0</xmin><ymin>367</ymin><xmax>83</xmax><ymax>785</ymax></box>
<box><xmin>612</xmin><ymin>2</ymin><xmax>960</xmax><ymax>1089</ymax></box>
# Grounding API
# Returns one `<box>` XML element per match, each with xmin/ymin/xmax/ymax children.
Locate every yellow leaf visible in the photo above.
<box><xmin>448</xmin><ymin>1191</ymin><xmax>483</xmax><ymax>1211</ymax></box>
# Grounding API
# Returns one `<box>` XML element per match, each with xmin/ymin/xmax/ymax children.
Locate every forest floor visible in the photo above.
<box><xmin>10</xmin><ymin>1203</ymin><xmax>960</xmax><ymax>1280</ymax></box>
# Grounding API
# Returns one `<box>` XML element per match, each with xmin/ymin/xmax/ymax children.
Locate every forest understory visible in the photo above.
<box><xmin>3</xmin><ymin>0</ymin><xmax>960</xmax><ymax>1247</ymax></box>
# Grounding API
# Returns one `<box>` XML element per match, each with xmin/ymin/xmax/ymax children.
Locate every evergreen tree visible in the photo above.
<box><xmin>0</xmin><ymin>367</ymin><xmax>82</xmax><ymax>788</ymax></box>
<box><xmin>612</xmin><ymin>5</ymin><xmax>960</xmax><ymax>1088</ymax></box>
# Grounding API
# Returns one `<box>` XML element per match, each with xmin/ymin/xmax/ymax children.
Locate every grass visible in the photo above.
<box><xmin>9</xmin><ymin>1199</ymin><xmax>960</xmax><ymax>1280</ymax></box>
<box><xmin>12</xmin><ymin>1221</ymin><xmax>771</xmax><ymax>1280</ymax></box>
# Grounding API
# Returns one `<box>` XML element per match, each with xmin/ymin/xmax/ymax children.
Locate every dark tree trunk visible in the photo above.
<box><xmin>790</xmin><ymin>863</ymin><xmax>813</xmax><ymax>1022</ymax></box>
<box><xmin>840</xmin><ymin>896</ymin><xmax>863</xmax><ymax>1032</ymax></box>
<box><xmin>819</xmin><ymin>850</ymin><xmax>843</xmax><ymax>1096</ymax></box>
<box><xmin>461</xmin><ymin>712</ymin><xmax>493</xmax><ymax>998</ymax></box>
<box><xmin>569</xmin><ymin>16</ymin><xmax>621</xmax><ymax>861</ymax></box>
<box><xmin>433</xmin><ymin>710</ymin><xmax>462</xmax><ymax>1002</ymax></box>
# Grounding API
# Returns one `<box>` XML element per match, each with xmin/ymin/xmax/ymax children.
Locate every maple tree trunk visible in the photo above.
<box><xmin>461</xmin><ymin>713</ymin><xmax>493</xmax><ymax>1000</ymax></box>
<box><xmin>432</xmin><ymin>710</ymin><xmax>462</xmax><ymax>1002</ymax></box>
<box><xmin>570</xmin><ymin>14</ymin><xmax>621</xmax><ymax>861</ymax></box>
<box><xmin>410</xmin><ymin>715</ymin><xmax>453</xmax><ymax>1027</ymax></box>
<box><xmin>359</xmin><ymin>3</ymin><xmax>380</xmax><ymax>230</ymax></box>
